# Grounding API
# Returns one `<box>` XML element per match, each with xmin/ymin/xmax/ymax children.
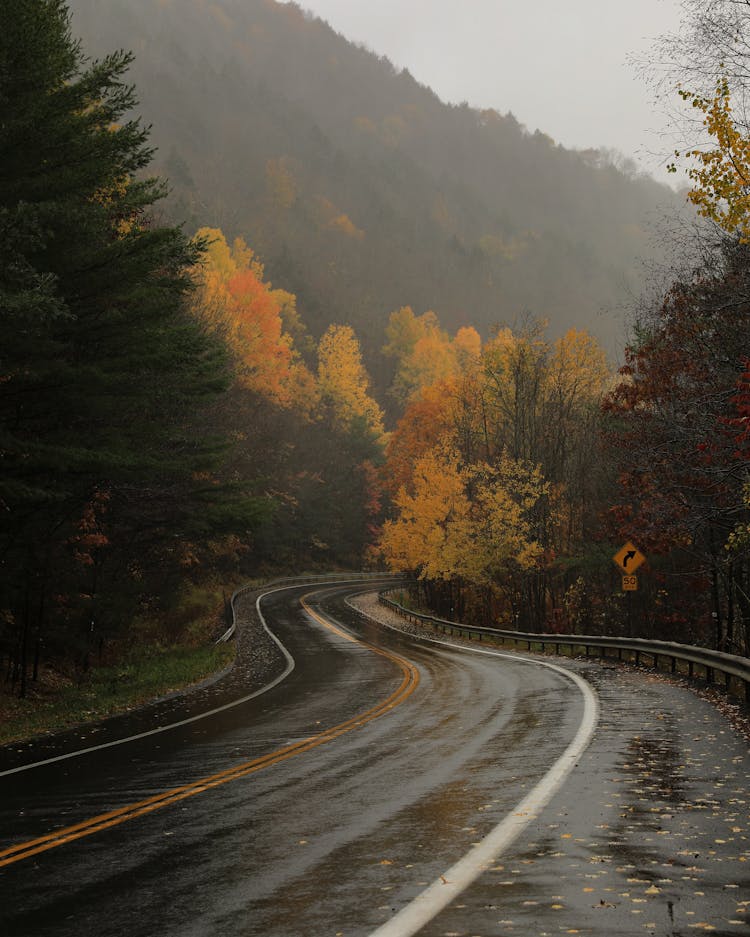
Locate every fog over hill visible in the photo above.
<box><xmin>68</xmin><ymin>0</ymin><xmax>682</xmax><ymax>381</ymax></box>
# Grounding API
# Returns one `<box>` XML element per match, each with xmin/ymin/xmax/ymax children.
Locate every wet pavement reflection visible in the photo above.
<box><xmin>1</xmin><ymin>586</ymin><xmax>747</xmax><ymax>937</ymax></box>
<box><xmin>428</xmin><ymin>666</ymin><xmax>750</xmax><ymax>937</ymax></box>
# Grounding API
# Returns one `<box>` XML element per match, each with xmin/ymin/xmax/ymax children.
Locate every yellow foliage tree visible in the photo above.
<box><xmin>549</xmin><ymin>329</ymin><xmax>610</xmax><ymax>401</ymax></box>
<box><xmin>317</xmin><ymin>324</ymin><xmax>385</xmax><ymax>440</ymax></box>
<box><xmin>458</xmin><ymin>456</ymin><xmax>550</xmax><ymax>586</ymax></box>
<box><xmin>380</xmin><ymin>446</ymin><xmax>550</xmax><ymax>585</ymax></box>
<box><xmin>481</xmin><ymin>323</ymin><xmax>549</xmax><ymax>463</ymax></box>
<box><xmin>454</xmin><ymin>326</ymin><xmax>482</xmax><ymax>368</ymax></box>
<box><xmin>383</xmin><ymin>306</ymin><xmax>482</xmax><ymax>402</ymax></box>
<box><xmin>380</xmin><ymin>448</ymin><xmax>470</xmax><ymax>579</ymax></box>
<box><xmin>671</xmin><ymin>78</ymin><xmax>750</xmax><ymax>241</ymax></box>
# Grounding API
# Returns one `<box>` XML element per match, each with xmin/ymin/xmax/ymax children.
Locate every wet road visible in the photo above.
<box><xmin>0</xmin><ymin>581</ymin><xmax>748</xmax><ymax>936</ymax></box>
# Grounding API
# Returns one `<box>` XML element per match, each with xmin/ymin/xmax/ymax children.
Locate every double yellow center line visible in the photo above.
<box><xmin>0</xmin><ymin>593</ymin><xmax>419</xmax><ymax>868</ymax></box>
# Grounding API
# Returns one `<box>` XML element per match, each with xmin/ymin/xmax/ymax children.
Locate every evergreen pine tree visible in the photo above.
<box><xmin>0</xmin><ymin>1</ymin><xmax>238</xmax><ymax>689</ymax></box>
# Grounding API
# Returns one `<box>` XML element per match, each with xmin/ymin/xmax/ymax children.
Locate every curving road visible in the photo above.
<box><xmin>0</xmin><ymin>580</ymin><xmax>748</xmax><ymax>936</ymax></box>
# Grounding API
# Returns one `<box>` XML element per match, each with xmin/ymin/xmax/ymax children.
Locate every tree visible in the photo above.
<box><xmin>380</xmin><ymin>445</ymin><xmax>550</xmax><ymax>624</ymax></box>
<box><xmin>647</xmin><ymin>1</ymin><xmax>750</xmax><ymax>243</ymax></box>
<box><xmin>0</xmin><ymin>1</ymin><xmax>231</xmax><ymax>690</ymax></box>
<box><xmin>317</xmin><ymin>324</ymin><xmax>385</xmax><ymax>440</ymax></box>
<box><xmin>383</xmin><ymin>306</ymin><xmax>481</xmax><ymax>403</ymax></box>
<box><xmin>380</xmin><ymin>317</ymin><xmax>610</xmax><ymax>629</ymax></box>
<box><xmin>191</xmin><ymin>227</ymin><xmax>316</xmax><ymax>410</ymax></box>
<box><xmin>380</xmin><ymin>447</ymin><xmax>470</xmax><ymax>583</ymax></box>
<box><xmin>383</xmin><ymin>378</ymin><xmax>458</xmax><ymax>496</ymax></box>
<box><xmin>670</xmin><ymin>79</ymin><xmax>750</xmax><ymax>241</ymax></box>
<box><xmin>480</xmin><ymin>322</ymin><xmax>550</xmax><ymax>464</ymax></box>
<box><xmin>604</xmin><ymin>240</ymin><xmax>750</xmax><ymax>653</ymax></box>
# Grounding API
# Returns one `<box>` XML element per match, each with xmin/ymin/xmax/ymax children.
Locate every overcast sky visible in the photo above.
<box><xmin>299</xmin><ymin>0</ymin><xmax>684</xmax><ymax>182</ymax></box>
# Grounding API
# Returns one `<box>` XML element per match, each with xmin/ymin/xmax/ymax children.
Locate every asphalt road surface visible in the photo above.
<box><xmin>0</xmin><ymin>580</ymin><xmax>748</xmax><ymax>936</ymax></box>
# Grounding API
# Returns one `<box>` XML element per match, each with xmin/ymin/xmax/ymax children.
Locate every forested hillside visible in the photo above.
<box><xmin>67</xmin><ymin>0</ymin><xmax>679</xmax><ymax>387</ymax></box>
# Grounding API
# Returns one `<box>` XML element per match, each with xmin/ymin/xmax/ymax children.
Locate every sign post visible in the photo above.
<box><xmin>613</xmin><ymin>541</ymin><xmax>647</xmax><ymax>637</ymax></box>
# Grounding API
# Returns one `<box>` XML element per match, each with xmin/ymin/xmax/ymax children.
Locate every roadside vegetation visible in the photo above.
<box><xmin>1</xmin><ymin>2</ymin><xmax>385</xmax><ymax>725</ymax></box>
<box><xmin>0</xmin><ymin>643</ymin><xmax>234</xmax><ymax>747</ymax></box>
<box><xmin>0</xmin><ymin>581</ymin><xmax>233</xmax><ymax>744</ymax></box>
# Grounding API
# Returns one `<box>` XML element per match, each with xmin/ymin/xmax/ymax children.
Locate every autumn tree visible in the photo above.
<box><xmin>670</xmin><ymin>78</ymin><xmax>750</xmax><ymax>241</ymax></box>
<box><xmin>383</xmin><ymin>306</ymin><xmax>480</xmax><ymax>404</ymax></box>
<box><xmin>191</xmin><ymin>227</ymin><xmax>316</xmax><ymax>410</ymax></box>
<box><xmin>473</xmin><ymin>324</ymin><xmax>609</xmax><ymax>552</ymax></box>
<box><xmin>317</xmin><ymin>324</ymin><xmax>385</xmax><ymax>440</ymax></box>
<box><xmin>383</xmin><ymin>378</ymin><xmax>459</xmax><ymax>497</ymax></box>
<box><xmin>306</xmin><ymin>324</ymin><xmax>387</xmax><ymax>563</ymax></box>
<box><xmin>381</xmin><ymin>445</ymin><xmax>551</xmax><ymax>623</ymax></box>
<box><xmin>480</xmin><ymin>323</ymin><xmax>550</xmax><ymax>464</ymax></box>
<box><xmin>605</xmin><ymin>239</ymin><xmax>750</xmax><ymax>653</ymax></box>
<box><xmin>381</xmin><ymin>315</ymin><xmax>611</xmax><ymax>629</ymax></box>
<box><xmin>381</xmin><ymin>447</ymin><xmax>471</xmax><ymax>587</ymax></box>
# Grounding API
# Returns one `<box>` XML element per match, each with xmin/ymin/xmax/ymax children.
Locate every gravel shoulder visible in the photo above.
<box><xmin>0</xmin><ymin>584</ymin><xmax>286</xmax><ymax>772</ymax></box>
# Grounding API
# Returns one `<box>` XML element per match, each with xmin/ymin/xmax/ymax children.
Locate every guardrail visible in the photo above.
<box><xmin>379</xmin><ymin>593</ymin><xmax>750</xmax><ymax>707</ymax></box>
<box><xmin>215</xmin><ymin>571</ymin><xmax>403</xmax><ymax>644</ymax></box>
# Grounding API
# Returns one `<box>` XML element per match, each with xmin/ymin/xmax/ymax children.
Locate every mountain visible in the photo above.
<box><xmin>66</xmin><ymin>0</ymin><xmax>680</xmax><ymax>384</ymax></box>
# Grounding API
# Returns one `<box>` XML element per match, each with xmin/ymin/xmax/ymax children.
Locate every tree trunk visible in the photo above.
<box><xmin>19</xmin><ymin>582</ymin><xmax>29</xmax><ymax>700</ymax></box>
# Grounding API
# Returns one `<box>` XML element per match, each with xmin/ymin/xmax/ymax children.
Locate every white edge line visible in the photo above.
<box><xmin>0</xmin><ymin>584</ymin><xmax>301</xmax><ymax>778</ymax></box>
<box><xmin>1</xmin><ymin>576</ymin><xmax>397</xmax><ymax>777</ymax></box>
<box><xmin>355</xmin><ymin>604</ymin><xmax>600</xmax><ymax>937</ymax></box>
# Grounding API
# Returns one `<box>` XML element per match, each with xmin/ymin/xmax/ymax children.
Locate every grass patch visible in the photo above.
<box><xmin>0</xmin><ymin>641</ymin><xmax>234</xmax><ymax>746</ymax></box>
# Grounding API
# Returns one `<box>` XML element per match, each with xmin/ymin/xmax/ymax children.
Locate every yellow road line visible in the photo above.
<box><xmin>0</xmin><ymin>594</ymin><xmax>419</xmax><ymax>869</ymax></box>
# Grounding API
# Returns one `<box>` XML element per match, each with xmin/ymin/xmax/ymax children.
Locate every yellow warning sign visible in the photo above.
<box><xmin>613</xmin><ymin>541</ymin><xmax>646</xmax><ymax>574</ymax></box>
<box><xmin>622</xmin><ymin>574</ymin><xmax>638</xmax><ymax>591</ymax></box>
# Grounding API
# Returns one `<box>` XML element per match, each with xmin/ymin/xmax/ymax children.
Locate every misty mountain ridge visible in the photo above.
<box><xmin>66</xmin><ymin>0</ymin><xmax>681</xmax><ymax>378</ymax></box>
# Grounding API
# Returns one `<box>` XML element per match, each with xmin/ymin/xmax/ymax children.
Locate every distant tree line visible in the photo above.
<box><xmin>64</xmin><ymin>0</ymin><xmax>681</xmax><ymax>395</ymax></box>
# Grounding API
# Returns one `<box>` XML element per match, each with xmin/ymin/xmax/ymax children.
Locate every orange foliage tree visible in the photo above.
<box><xmin>383</xmin><ymin>306</ymin><xmax>481</xmax><ymax>403</ymax></box>
<box><xmin>192</xmin><ymin>227</ymin><xmax>315</xmax><ymax>410</ymax></box>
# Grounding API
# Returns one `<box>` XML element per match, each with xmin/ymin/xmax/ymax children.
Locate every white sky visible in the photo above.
<box><xmin>299</xmin><ymin>0</ymin><xmax>685</xmax><ymax>182</ymax></box>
